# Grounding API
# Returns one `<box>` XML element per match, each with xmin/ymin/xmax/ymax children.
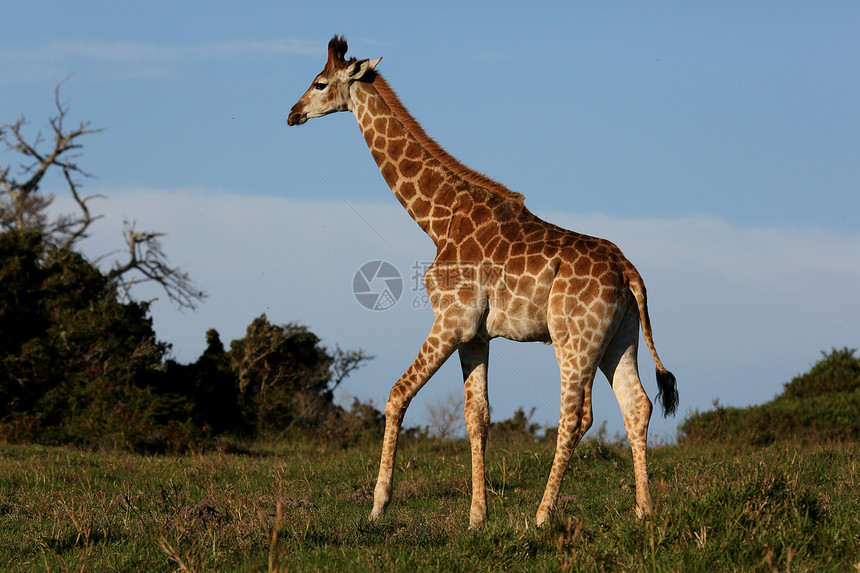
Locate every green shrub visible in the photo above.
<box><xmin>781</xmin><ymin>347</ymin><xmax>860</xmax><ymax>399</ymax></box>
<box><xmin>680</xmin><ymin>348</ymin><xmax>860</xmax><ymax>445</ymax></box>
<box><xmin>0</xmin><ymin>231</ymin><xmax>196</xmax><ymax>450</ymax></box>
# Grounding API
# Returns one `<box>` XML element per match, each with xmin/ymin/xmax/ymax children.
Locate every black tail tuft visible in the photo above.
<box><xmin>655</xmin><ymin>369</ymin><xmax>679</xmax><ymax>418</ymax></box>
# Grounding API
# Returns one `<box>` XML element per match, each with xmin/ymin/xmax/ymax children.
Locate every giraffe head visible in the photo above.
<box><xmin>287</xmin><ymin>36</ymin><xmax>381</xmax><ymax>126</ymax></box>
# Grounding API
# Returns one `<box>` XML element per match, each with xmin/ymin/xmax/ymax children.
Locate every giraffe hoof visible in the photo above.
<box><xmin>468</xmin><ymin>513</ymin><xmax>488</xmax><ymax>529</ymax></box>
<box><xmin>535</xmin><ymin>511</ymin><xmax>551</xmax><ymax>528</ymax></box>
<box><xmin>634</xmin><ymin>503</ymin><xmax>653</xmax><ymax>519</ymax></box>
<box><xmin>468</xmin><ymin>504</ymin><xmax>488</xmax><ymax>528</ymax></box>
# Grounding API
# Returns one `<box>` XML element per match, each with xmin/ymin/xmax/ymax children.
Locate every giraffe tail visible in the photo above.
<box><xmin>624</xmin><ymin>261</ymin><xmax>679</xmax><ymax>417</ymax></box>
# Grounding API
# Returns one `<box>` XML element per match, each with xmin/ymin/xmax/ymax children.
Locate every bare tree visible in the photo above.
<box><xmin>425</xmin><ymin>393</ymin><xmax>464</xmax><ymax>440</ymax></box>
<box><xmin>0</xmin><ymin>86</ymin><xmax>102</xmax><ymax>248</ymax></box>
<box><xmin>0</xmin><ymin>85</ymin><xmax>205</xmax><ymax>310</ymax></box>
<box><xmin>330</xmin><ymin>346</ymin><xmax>374</xmax><ymax>393</ymax></box>
<box><xmin>101</xmin><ymin>220</ymin><xmax>206</xmax><ymax>310</ymax></box>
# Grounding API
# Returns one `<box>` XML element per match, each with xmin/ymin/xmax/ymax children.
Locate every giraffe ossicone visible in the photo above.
<box><xmin>287</xmin><ymin>35</ymin><xmax>678</xmax><ymax>528</ymax></box>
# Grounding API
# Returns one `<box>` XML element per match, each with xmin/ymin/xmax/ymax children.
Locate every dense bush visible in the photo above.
<box><xmin>680</xmin><ymin>348</ymin><xmax>860</xmax><ymax>444</ymax></box>
<box><xmin>0</xmin><ymin>230</ymin><xmax>183</xmax><ymax>449</ymax></box>
<box><xmin>0</xmin><ymin>230</ymin><xmax>379</xmax><ymax>451</ymax></box>
<box><xmin>781</xmin><ymin>347</ymin><xmax>860</xmax><ymax>399</ymax></box>
<box><xmin>193</xmin><ymin>314</ymin><xmax>379</xmax><ymax>444</ymax></box>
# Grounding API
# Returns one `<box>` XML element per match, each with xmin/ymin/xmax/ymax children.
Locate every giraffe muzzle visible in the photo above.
<box><xmin>287</xmin><ymin>110</ymin><xmax>307</xmax><ymax>126</ymax></box>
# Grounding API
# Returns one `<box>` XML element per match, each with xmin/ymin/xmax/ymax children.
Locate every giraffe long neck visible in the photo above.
<box><xmin>350</xmin><ymin>75</ymin><xmax>524</xmax><ymax>246</ymax></box>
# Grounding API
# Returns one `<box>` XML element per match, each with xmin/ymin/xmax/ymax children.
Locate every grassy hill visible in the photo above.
<box><xmin>680</xmin><ymin>348</ymin><xmax>860</xmax><ymax>444</ymax></box>
<box><xmin>1</xmin><ymin>349</ymin><xmax>858</xmax><ymax>571</ymax></box>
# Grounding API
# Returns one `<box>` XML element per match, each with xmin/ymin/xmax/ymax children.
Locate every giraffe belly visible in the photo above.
<box><xmin>485</xmin><ymin>302</ymin><xmax>551</xmax><ymax>343</ymax></box>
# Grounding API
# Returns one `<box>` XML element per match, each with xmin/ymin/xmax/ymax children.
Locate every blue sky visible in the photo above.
<box><xmin>3</xmin><ymin>2</ymin><xmax>859</xmax><ymax>441</ymax></box>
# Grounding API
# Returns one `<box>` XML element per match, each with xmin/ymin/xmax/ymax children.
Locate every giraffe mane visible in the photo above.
<box><xmin>370</xmin><ymin>74</ymin><xmax>526</xmax><ymax>208</ymax></box>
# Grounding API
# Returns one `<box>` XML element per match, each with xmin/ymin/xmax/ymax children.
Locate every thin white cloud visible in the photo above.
<box><xmin>50</xmin><ymin>38</ymin><xmax>320</xmax><ymax>62</ymax></box>
<box><xmin>48</xmin><ymin>189</ymin><xmax>860</xmax><ymax>440</ymax></box>
<box><xmin>0</xmin><ymin>37</ymin><xmax>319</xmax><ymax>84</ymax></box>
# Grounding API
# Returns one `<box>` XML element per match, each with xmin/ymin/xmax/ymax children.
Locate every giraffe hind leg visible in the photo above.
<box><xmin>599</xmin><ymin>306</ymin><xmax>654</xmax><ymax>516</ymax></box>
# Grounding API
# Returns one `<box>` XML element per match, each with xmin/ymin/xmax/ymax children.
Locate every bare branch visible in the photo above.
<box><xmin>2</xmin><ymin>83</ymin><xmax>205</xmax><ymax>311</ymax></box>
<box><xmin>51</xmin><ymin>162</ymin><xmax>105</xmax><ymax>249</ymax></box>
<box><xmin>425</xmin><ymin>393</ymin><xmax>464</xmax><ymax>440</ymax></box>
<box><xmin>330</xmin><ymin>346</ymin><xmax>374</xmax><ymax>392</ymax></box>
<box><xmin>1</xmin><ymin>83</ymin><xmax>102</xmax><ymax>239</ymax></box>
<box><xmin>106</xmin><ymin>219</ymin><xmax>207</xmax><ymax>311</ymax></box>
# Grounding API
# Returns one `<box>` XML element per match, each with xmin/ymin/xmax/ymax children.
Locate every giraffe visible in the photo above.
<box><xmin>287</xmin><ymin>36</ymin><xmax>678</xmax><ymax>527</ymax></box>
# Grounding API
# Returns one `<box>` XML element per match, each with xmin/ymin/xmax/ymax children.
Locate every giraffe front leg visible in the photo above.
<box><xmin>459</xmin><ymin>339</ymin><xmax>490</xmax><ymax>527</ymax></box>
<box><xmin>369</xmin><ymin>397</ymin><xmax>402</xmax><ymax>521</ymax></box>
<box><xmin>369</xmin><ymin>321</ymin><xmax>459</xmax><ymax>523</ymax></box>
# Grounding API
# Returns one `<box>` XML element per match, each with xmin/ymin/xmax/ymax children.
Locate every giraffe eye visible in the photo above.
<box><xmin>313</xmin><ymin>82</ymin><xmax>328</xmax><ymax>91</ymax></box>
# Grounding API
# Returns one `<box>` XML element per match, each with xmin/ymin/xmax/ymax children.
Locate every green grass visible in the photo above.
<box><xmin>1</xmin><ymin>437</ymin><xmax>857</xmax><ymax>571</ymax></box>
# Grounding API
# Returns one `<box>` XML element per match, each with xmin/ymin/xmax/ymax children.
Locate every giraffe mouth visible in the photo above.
<box><xmin>287</xmin><ymin>111</ymin><xmax>307</xmax><ymax>126</ymax></box>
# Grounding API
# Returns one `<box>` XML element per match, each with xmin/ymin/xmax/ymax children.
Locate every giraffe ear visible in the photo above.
<box><xmin>348</xmin><ymin>57</ymin><xmax>382</xmax><ymax>79</ymax></box>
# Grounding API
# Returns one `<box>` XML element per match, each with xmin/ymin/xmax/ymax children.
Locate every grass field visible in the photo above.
<box><xmin>1</xmin><ymin>436</ymin><xmax>857</xmax><ymax>572</ymax></box>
